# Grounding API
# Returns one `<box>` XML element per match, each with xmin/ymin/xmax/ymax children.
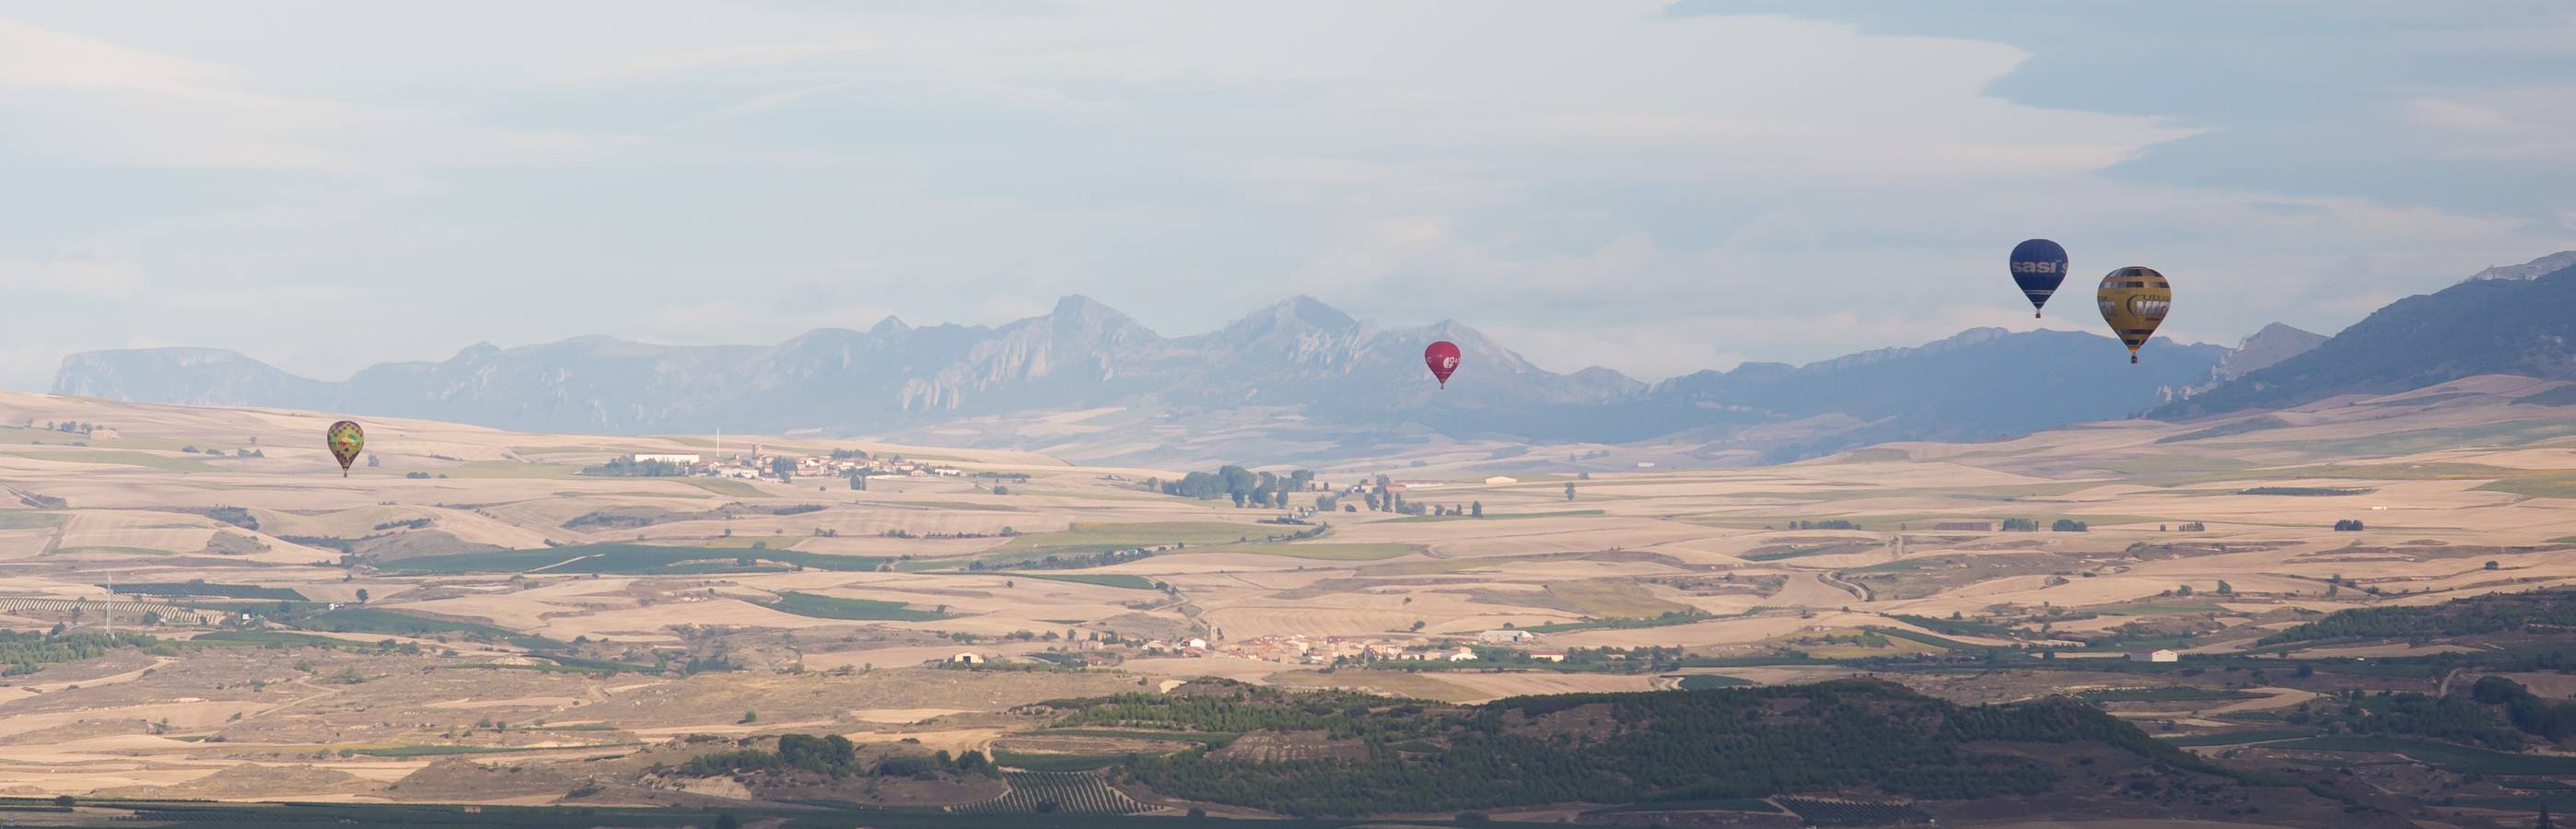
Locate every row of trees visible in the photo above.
<box><xmin>2260</xmin><ymin>589</ymin><xmax>2576</xmax><ymax>645</ymax></box>
<box><xmin>2472</xmin><ymin>676</ymin><xmax>2576</xmax><ymax>743</ymax></box>
<box><xmin>0</xmin><ymin>630</ymin><xmax>161</xmax><ymax>676</ymax></box>
<box><xmin>1149</xmin><ymin>466</ymin><xmax>1316</xmax><ymax>508</ymax></box>
<box><xmin>672</xmin><ymin>732</ymin><xmax>999</xmax><ymax>779</ymax></box>
<box><xmin>1996</xmin><ymin>519</ymin><xmax>2087</xmax><ymax>531</ymax></box>
<box><xmin>579</xmin><ymin>457</ymin><xmax>689</xmax><ymax>477</ymax></box>
<box><xmin>2286</xmin><ymin>688</ymin><xmax>2528</xmax><ymax>750</ymax></box>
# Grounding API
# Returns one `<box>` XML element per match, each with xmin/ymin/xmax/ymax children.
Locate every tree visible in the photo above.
<box><xmin>849</xmin><ymin>473</ymin><xmax>868</xmax><ymax>491</ymax></box>
<box><xmin>2176</xmin><ymin>584</ymin><xmax>2194</xmax><ymax>597</ymax></box>
<box><xmin>770</xmin><ymin>456</ymin><xmax>796</xmax><ymax>483</ymax></box>
<box><xmin>1471</xmin><ymin>501</ymin><xmax>1484</xmax><ymax>518</ymax></box>
<box><xmin>2486</xmin><ymin>560</ymin><xmax>2500</xmax><ymax>570</ymax></box>
<box><xmin>1564</xmin><ymin>482</ymin><xmax>1577</xmax><ymax>501</ymax></box>
<box><xmin>356</xmin><ymin>589</ymin><xmax>370</xmax><ymax>603</ymax></box>
<box><xmin>740</xmin><ymin>710</ymin><xmax>758</xmax><ymax>724</ymax></box>
<box><xmin>2214</xmin><ymin>580</ymin><xmax>2232</xmax><ymax>596</ymax></box>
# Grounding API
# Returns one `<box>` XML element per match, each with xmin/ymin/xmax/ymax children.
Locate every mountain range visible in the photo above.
<box><xmin>2153</xmin><ymin>252</ymin><xmax>2576</xmax><ymax>419</ymax></box>
<box><xmin>55</xmin><ymin>291</ymin><xmax>2231</xmax><ymax>463</ymax></box>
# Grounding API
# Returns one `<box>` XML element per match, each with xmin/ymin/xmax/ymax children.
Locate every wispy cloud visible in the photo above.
<box><xmin>0</xmin><ymin>3</ymin><xmax>2568</xmax><ymax>391</ymax></box>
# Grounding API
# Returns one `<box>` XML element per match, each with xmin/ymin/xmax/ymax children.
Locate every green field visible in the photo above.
<box><xmin>2479</xmin><ymin>473</ymin><xmax>2576</xmax><ymax>499</ymax></box>
<box><xmin>1</xmin><ymin>449</ymin><xmax>216</xmax><ymax>472</ymax></box>
<box><xmin>303</xmin><ymin>607</ymin><xmax>536</xmax><ymax>643</ymax></box>
<box><xmin>1673</xmin><ymin>674</ymin><xmax>1755</xmax><ymax>690</ymax></box>
<box><xmin>994</xmin><ymin>521</ymin><xmax>1271</xmax><ymax>556</ymax></box>
<box><xmin>1867</xmin><ymin>626</ymin><xmax>1980</xmax><ymax>652</ymax></box>
<box><xmin>762</xmin><ymin>591</ymin><xmax>947</xmax><ymax>622</ymax></box>
<box><xmin>118</xmin><ymin>582</ymin><xmax>306</xmax><ymax>601</ymax></box>
<box><xmin>53</xmin><ymin>545</ymin><xmax>173</xmax><ymax>555</ymax></box>
<box><xmin>1525</xmin><ymin>611</ymin><xmax>1709</xmax><ymax>635</ymax></box>
<box><xmin>1740</xmin><ymin>544</ymin><xmax>1864</xmax><ymax>562</ymax></box>
<box><xmin>183</xmin><ymin>630</ymin><xmax>368</xmax><ymax>649</ymax></box>
<box><xmin>0</xmin><ymin>511</ymin><xmax>61</xmax><ymax>530</ymax></box>
<box><xmin>388</xmin><ymin>543</ymin><xmax>888</xmax><ymax>576</ymax></box>
<box><xmin>1548</xmin><ymin>580</ymin><xmax>1694</xmax><ymax>617</ymax></box>
<box><xmin>2156</xmin><ymin>729</ymin><xmax>2314</xmax><ymax>746</ymax></box>
<box><xmin>1009</xmin><ymin>573</ymin><xmax>1160</xmax><ymax>590</ymax></box>
<box><xmin>2279</xmin><ymin>736</ymin><xmax>2576</xmax><ymax>775</ymax></box>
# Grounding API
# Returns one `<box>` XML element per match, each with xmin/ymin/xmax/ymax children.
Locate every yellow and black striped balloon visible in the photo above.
<box><xmin>2095</xmin><ymin>266</ymin><xmax>2171</xmax><ymax>364</ymax></box>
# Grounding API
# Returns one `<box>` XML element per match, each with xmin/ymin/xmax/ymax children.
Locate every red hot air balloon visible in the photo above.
<box><xmin>1424</xmin><ymin>341</ymin><xmax>1461</xmax><ymax>389</ymax></box>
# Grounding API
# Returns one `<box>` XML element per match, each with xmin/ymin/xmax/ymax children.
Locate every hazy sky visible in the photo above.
<box><xmin>4</xmin><ymin>2</ymin><xmax>2573</xmax><ymax>389</ymax></box>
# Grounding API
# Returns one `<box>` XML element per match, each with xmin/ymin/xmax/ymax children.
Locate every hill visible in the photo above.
<box><xmin>2158</xmin><ymin>252</ymin><xmax>2576</xmax><ymax>419</ymax></box>
<box><xmin>56</xmin><ymin>296</ymin><xmax>2220</xmax><ymax>463</ymax></box>
<box><xmin>939</xmin><ymin>680</ymin><xmax>2366</xmax><ymax>823</ymax></box>
<box><xmin>2258</xmin><ymin>589</ymin><xmax>2576</xmax><ymax>647</ymax></box>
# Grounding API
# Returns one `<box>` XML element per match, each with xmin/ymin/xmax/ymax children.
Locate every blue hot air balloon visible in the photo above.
<box><xmin>2008</xmin><ymin>239</ymin><xmax>2069</xmax><ymax>318</ymax></box>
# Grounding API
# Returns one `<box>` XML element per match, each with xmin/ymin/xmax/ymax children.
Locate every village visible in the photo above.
<box><xmin>603</xmin><ymin>447</ymin><xmax>969</xmax><ymax>484</ymax></box>
<box><xmin>940</xmin><ymin>627</ymin><xmax>1566</xmax><ymax>671</ymax></box>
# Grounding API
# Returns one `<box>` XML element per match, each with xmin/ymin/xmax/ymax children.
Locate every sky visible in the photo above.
<box><xmin>3</xmin><ymin>1</ymin><xmax>2574</xmax><ymax>390</ymax></box>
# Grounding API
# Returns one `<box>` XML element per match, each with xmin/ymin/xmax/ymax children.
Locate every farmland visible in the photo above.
<box><xmin>0</xmin><ymin>383</ymin><xmax>2570</xmax><ymax>823</ymax></box>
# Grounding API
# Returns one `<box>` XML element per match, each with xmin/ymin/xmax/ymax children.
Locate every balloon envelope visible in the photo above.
<box><xmin>2095</xmin><ymin>266</ymin><xmax>2172</xmax><ymax>364</ymax></box>
<box><xmin>325</xmin><ymin>420</ymin><xmax>365</xmax><ymax>476</ymax></box>
<box><xmin>1424</xmin><ymin>341</ymin><xmax>1461</xmax><ymax>388</ymax></box>
<box><xmin>2009</xmin><ymin>239</ymin><xmax>2069</xmax><ymax>317</ymax></box>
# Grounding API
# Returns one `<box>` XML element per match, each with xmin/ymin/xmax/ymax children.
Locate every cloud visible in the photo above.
<box><xmin>2403</xmin><ymin>88</ymin><xmax>2576</xmax><ymax>163</ymax></box>
<box><xmin>0</xmin><ymin>4</ymin><xmax>2570</xmax><ymax>391</ymax></box>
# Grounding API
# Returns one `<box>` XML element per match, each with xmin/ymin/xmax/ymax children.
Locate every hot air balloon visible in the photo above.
<box><xmin>1424</xmin><ymin>341</ymin><xmax>1461</xmax><ymax>389</ymax></box>
<box><xmin>325</xmin><ymin>420</ymin><xmax>365</xmax><ymax>477</ymax></box>
<box><xmin>2095</xmin><ymin>266</ymin><xmax>2172</xmax><ymax>364</ymax></box>
<box><xmin>2009</xmin><ymin>239</ymin><xmax>2069</xmax><ymax>318</ymax></box>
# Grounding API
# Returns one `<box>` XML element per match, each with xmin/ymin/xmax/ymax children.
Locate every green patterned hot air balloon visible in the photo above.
<box><xmin>325</xmin><ymin>420</ymin><xmax>365</xmax><ymax>477</ymax></box>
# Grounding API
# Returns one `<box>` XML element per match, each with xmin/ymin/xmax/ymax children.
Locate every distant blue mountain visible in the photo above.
<box><xmin>2155</xmin><ymin>252</ymin><xmax>2576</xmax><ymax>420</ymax></box>
<box><xmin>56</xmin><ymin>295</ymin><xmax>2226</xmax><ymax>461</ymax></box>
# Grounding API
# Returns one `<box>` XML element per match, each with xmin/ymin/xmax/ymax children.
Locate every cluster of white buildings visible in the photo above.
<box><xmin>1187</xmin><ymin>629</ymin><xmax>1553</xmax><ymax>665</ymax></box>
<box><xmin>629</xmin><ymin>448</ymin><xmax>963</xmax><ymax>481</ymax></box>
